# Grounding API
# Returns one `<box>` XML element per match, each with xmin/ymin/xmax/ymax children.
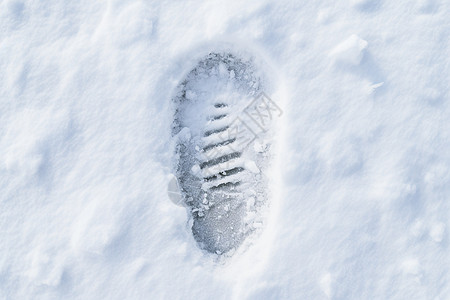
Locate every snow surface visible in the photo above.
<box><xmin>1</xmin><ymin>0</ymin><xmax>449</xmax><ymax>299</ymax></box>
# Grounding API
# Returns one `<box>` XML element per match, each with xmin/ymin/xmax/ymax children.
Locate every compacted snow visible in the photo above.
<box><xmin>1</xmin><ymin>0</ymin><xmax>449</xmax><ymax>299</ymax></box>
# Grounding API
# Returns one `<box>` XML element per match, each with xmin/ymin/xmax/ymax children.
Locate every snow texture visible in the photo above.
<box><xmin>0</xmin><ymin>0</ymin><xmax>449</xmax><ymax>299</ymax></box>
<box><xmin>329</xmin><ymin>34</ymin><xmax>368</xmax><ymax>66</ymax></box>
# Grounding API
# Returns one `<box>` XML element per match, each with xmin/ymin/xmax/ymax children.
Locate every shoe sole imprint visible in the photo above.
<box><xmin>172</xmin><ymin>52</ymin><xmax>278</xmax><ymax>254</ymax></box>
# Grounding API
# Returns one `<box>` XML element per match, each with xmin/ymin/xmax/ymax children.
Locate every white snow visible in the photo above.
<box><xmin>430</xmin><ymin>222</ymin><xmax>445</xmax><ymax>243</ymax></box>
<box><xmin>244</xmin><ymin>160</ymin><xmax>260</xmax><ymax>174</ymax></box>
<box><xmin>1</xmin><ymin>0</ymin><xmax>449</xmax><ymax>299</ymax></box>
<box><xmin>329</xmin><ymin>34</ymin><xmax>368</xmax><ymax>66</ymax></box>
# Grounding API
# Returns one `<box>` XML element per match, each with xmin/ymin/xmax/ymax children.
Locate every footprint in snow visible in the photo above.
<box><xmin>170</xmin><ymin>51</ymin><xmax>280</xmax><ymax>254</ymax></box>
